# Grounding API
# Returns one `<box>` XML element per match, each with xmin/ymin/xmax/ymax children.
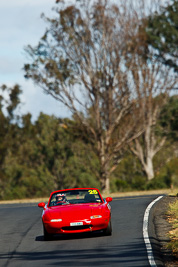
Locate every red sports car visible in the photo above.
<box><xmin>38</xmin><ymin>188</ymin><xmax>112</xmax><ymax>240</ymax></box>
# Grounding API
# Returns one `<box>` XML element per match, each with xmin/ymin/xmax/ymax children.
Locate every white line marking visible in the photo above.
<box><xmin>143</xmin><ymin>196</ymin><xmax>163</xmax><ymax>267</ymax></box>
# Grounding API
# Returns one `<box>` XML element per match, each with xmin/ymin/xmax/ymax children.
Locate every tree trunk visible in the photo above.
<box><xmin>144</xmin><ymin>156</ymin><xmax>154</xmax><ymax>181</ymax></box>
<box><xmin>130</xmin><ymin>137</ymin><xmax>155</xmax><ymax>181</ymax></box>
<box><xmin>101</xmin><ymin>170</ymin><xmax>110</xmax><ymax>194</ymax></box>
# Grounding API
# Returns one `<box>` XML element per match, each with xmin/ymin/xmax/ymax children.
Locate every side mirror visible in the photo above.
<box><xmin>106</xmin><ymin>197</ymin><xmax>112</xmax><ymax>203</ymax></box>
<box><xmin>38</xmin><ymin>202</ymin><xmax>46</xmax><ymax>208</ymax></box>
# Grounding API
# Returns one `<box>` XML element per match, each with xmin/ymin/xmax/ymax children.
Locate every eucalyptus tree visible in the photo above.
<box><xmin>128</xmin><ymin>30</ymin><xmax>177</xmax><ymax>181</ymax></box>
<box><xmin>128</xmin><ymin>0</ymin><xmax>178</xmax><ymax>181</ymax></box>
<box><xmin>24</xmin><ymin>0</ymin><xmax>174</xmax><ymax>192</ymax></box>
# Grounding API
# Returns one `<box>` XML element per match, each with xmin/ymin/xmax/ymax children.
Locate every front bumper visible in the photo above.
<box><xmin>43</xmin><ymin>217</ymin><xmax>110</xmax><ymax>234</ymax></box>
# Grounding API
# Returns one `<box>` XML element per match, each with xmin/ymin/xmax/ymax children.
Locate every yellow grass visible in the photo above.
<box><xmin>0</xmin><ymin>188</ymin><xmax>177</xmax><ymax>204</ymax></box>
<box><xmin>167</xmin><ymin>199</ymin><xmax>178</xmax><ymax>256</ymax></box>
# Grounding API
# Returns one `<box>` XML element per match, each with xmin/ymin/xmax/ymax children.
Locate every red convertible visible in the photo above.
<box><xmin>38</xmin><ymin>188</ymin><xmax>112</xmax><ymax>240</ymax></box>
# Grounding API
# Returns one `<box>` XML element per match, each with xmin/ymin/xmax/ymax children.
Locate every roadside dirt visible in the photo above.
<box><xmin>153</xmin><ymin>196</ymin><xmax>178</xmax><ymax>267</ymax></box>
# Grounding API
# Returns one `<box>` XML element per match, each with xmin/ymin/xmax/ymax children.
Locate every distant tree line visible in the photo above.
<box><xmin>0</xmin><ymin>84</ymin><xmax>177</xmax><ymax>200</ymax></box>
<box><xmin>0</xmin><ymin>0</ymin><xmax>177</xmax><ymax>199</ymax></box>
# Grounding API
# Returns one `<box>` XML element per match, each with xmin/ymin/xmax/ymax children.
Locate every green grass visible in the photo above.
<box><xmin>167</xmin><ymin>199</ymin><xmax>178</xmax><ymax>256</ymax></box>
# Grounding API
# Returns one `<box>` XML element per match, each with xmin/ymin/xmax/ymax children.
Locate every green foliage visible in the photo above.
<box><xmin>110</xmin><ymin>179</ymin><xmax>130</xmax><ymax>193</ymax></box>
<box><xmin>145</xmin><ymin>176</ymin><xmax>171</xmax><ymax>190</ymax></box>
<box><xmin>159</xmin><ymin>95</ymin><xmax>178</xmax><ymax>140</ymax></box>
<box><xmin>0</xmin><ymin>89</ymin><xmax>107</xmax><ymax>197</ymax></box>
<box><xmin>131</xmin><ymin>176</ymin><xmax>147</xmax><ymax>190</ymax></box>
<box><xmin>110</xmin><ymin>153</ymin><xmax>146</xmax><ymax>192</ymax></box>
<box><xmin>111</xmin><ymin>147</ymin><xmax>178</xmax><ymax>192</ymax></box>
<box><xmin>0</xmin><ymin>83</ymin><xmax>177</xmax><ymax>199</ymax></box>
<box><xmin>146</xmin><ymin>0</ymin><xmax>178</xmax><ymax>72</ymax></box>
<box><xmin>0</xmin><ymin>98</ymin><xmax>101</xmax><ymax>199</ymax></box>
<box><xmin>145</xmin><ymin>158</ymin><xmax>178</xmax><ymax>190</ymax></box>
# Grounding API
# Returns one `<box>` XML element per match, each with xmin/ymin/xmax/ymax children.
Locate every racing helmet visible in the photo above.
<box><xmin>56</xmin><ymin>193</ymin><xmax>66</xmax><ymax>202</ymax></box>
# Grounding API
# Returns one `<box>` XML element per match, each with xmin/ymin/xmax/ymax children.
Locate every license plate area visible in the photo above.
<box><xmin>70</xmin><ymin>222</ymin><xmax>83</xmax><ymax>226</ymax></box>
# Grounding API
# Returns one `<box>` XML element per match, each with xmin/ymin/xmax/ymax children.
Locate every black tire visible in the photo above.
<box><xmin>43</xmin><ymin>225</ymin><xmax>53</xmax><ymax>240</ymax></box>
<box><xmin>103</xmin><ymin>220</ymin><xmax>112</xmax><ymax>236</ymax></box>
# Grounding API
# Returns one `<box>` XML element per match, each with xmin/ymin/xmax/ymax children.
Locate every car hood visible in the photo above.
<box><xmin>48</xmin><ymin>203</ymin><xmax>103</xmax><ymax>220</ymax></box>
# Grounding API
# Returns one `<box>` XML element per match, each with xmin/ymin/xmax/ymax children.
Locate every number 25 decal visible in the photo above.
<box><xmin>88</xmin><ymin>190</ymin><xmax>98</xmax><ymax>194</ymax></box>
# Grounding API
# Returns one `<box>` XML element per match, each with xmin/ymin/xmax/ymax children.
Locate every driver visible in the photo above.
<box><xmin>56</xmin><ymin>193</ymin><xmax>66</xmax><ymax>204</ymax></box>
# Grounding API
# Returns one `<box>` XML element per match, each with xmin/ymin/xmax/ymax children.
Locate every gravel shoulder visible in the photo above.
<box><xmin>152</xmin><ymin>196</ymin><xmax>178</xmax><ymax>267</ymax></box>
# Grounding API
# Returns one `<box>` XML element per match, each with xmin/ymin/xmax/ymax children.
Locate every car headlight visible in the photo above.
<box><xmin>50</xmin><ymin>219</ymin><xmax>62</xmax><ymax>222</ymax></box>
<box><xmin>90</xmin><ymin>215</ymin><xmax>102</xmax><ymax>219</ymax></box>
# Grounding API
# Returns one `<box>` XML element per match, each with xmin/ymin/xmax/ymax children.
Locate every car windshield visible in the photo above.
<box><xmin>49</xmin><ymin>189</ymin><xmax>102</xmax><ymax>206</ymax></box>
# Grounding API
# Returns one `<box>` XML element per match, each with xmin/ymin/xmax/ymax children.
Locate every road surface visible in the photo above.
<box><xmin>0</xmin><ymin>195</ymin><xmax>162</xmax><ymax>267</ymax></box>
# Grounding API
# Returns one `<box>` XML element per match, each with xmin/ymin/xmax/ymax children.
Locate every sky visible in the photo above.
<box><xmin>0</xmin><ymin>0</ymin><xmax>169</xmax><ymax>122</ymax></box>
<box><xmin>0</xmin><ymin>0</ymin><xmax>70</xmax><ymax>121</ymax></box>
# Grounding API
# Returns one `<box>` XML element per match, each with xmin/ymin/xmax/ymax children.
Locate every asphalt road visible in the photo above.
<box><xmin>0</xmin><ymin>195</ymin><xmax>162</xmax><ymax>267</ymax></box>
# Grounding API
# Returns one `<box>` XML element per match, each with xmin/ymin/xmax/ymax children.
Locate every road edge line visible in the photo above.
<box><xmin>143</xmin><ymin>196</ymin><xmax>163</xmax><ymax>267</ymax></box>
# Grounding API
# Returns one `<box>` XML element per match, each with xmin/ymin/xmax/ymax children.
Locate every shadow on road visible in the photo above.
<box><xmin>35</xmin><ymin>231</ymin><xmax>105</xmax><ymax>241</ymax></box>
<box><xmin>0</xmin><ymin>238</ymin><xmax>154</xmax><ymax>267</ymax></box>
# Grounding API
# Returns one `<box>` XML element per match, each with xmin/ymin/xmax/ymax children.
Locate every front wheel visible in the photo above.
<box><xmin>103</xmin><ymin>220</ymin><xmax>112</xmax><ymax>236</ymax></box>
<box><xmin>43</xmin><ymin>225</ymin><xmax>53</xmax><ymax>240</ymax></box>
